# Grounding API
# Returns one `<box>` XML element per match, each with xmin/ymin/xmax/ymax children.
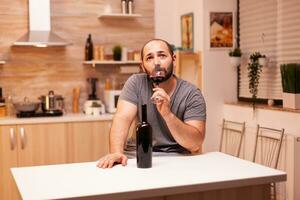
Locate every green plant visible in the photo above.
<box><xmin>248</xmin><ymin>52</ymin><xmax>263</xmax><ymax>108</ymax></box>
<box><xmin>229</xmin><ymin>48</ymin><xmax>242</xmax><ymax>57</ymax></box>
<box><xmin>112</xmin><ymin>45</ymin><xmax>122</xmax><ymax>61</ymax></box>
<box><xmin>280</xmin><ymin>63</ymin><xmax>300</xmax><ymax>93</ymax></box>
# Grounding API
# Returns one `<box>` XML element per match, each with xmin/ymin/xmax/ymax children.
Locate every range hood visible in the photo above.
<box><xmin>13</xmin><ymin>0</ymin><xmax>71</xmax><ymax>47</ymax></box>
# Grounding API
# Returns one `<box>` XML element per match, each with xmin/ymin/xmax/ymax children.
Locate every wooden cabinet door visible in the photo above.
<box><xmin>16</xmin><ymin>123</ymin><xmax>68</xmax><ymax>167</ymax></box>
<box><xmin>0</xmin><ymin>126</ymin><xmax>20</xmax><ymax>200</ymax></box>
<box><xmin>175</xmin><ymin>51</ymin><xmax>202</xmax><ymax>89</ymax></box>
<box><xmin>67</xmin><ymin>121</ymin><xmax>111</xmax><ymax>163</ymax></box>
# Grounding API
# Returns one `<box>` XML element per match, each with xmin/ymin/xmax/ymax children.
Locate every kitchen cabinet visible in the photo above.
<box><xmin>175</xmin><ymin>51</ymin><xmax>202</xmax><ymax>89</ymax></box>
<box><xmin>0</xmin><ymin>123</ymin><xmax>67</xmax><ymax>200</ymax></box>
<box><xmin>0</xmin><ymin>126</ymin><xmax>19</xmax><ymax>200</ymax></box>
<box><xmin>0</xmin><ymin>118</ymin><xmax>112</xmax><ymax>200</ymax></box>
<box><xmin>66</xmin><ymin>121</ymin><xmax>111</xmax><ymax>163</ymax></box>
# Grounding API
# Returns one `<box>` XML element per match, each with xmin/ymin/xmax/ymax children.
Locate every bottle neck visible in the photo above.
<box><xmin>141</xmin><ymin>104</ymin><xmax>147</xmax><ymax>122</ymax></box>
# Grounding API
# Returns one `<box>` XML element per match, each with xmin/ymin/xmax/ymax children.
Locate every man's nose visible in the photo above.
<box><xmin>154</xmin><ymin>56</ymin><xmax>161</xmax><ymax>65</ymax></box>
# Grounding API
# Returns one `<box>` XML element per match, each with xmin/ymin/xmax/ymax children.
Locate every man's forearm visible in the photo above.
<box><xmin>163</xmin><ymin>113</ymin><xmax>205</xmax><ymax>153</ymax></box>
<box><xmin>109</xmin><ymin>114</ymin><xmax>132</xmax><ymax>153</ymax></box>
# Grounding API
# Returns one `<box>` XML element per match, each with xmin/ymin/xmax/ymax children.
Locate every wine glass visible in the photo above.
<box><xmin>150</xmin><ymin>66</ymin><xmax>166</xmax><ymax>103</ymax></box>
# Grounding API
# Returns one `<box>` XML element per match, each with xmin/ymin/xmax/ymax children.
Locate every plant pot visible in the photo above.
<box><xmin>282</xmin><ymin>93</ymin><xmax>300</xmax><ymax>109</ymax></box>
<box><xmin>258</xmin><ymin>57</ymin><xmax>267</xmax><ymax>66</ymax></box>
<box><xmin>229</xmin><ymin>56</ymin><xmax>241</xmax><ymax>67</ymax></box>
<box><xmin>113</xmin><ymin>53</ymin><xmax>121</xmax><ymax>61</ymax></box>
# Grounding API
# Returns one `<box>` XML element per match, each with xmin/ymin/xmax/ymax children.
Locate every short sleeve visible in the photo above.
<box><xmin>183</xmin><ymin>89</ymin><xmax>206</xmax><ymax>121</ymax></box>
<box><xmin>119</xmin><ymin>74</ymin><xmax>139</xmax><ymax>105</ymax></box>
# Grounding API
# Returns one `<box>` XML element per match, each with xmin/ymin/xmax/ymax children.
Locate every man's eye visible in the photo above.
<box><xmin>146</xmin><ymin>57</ymin><xmax>153</xmax><ymax>61</ymax></box>
<box><xmin>159</xmin><ymin>54</ymin><xmax>166</xmax><ymax>58</ymax></box>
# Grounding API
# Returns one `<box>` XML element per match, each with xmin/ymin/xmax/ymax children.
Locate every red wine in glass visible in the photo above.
<box><xmin>150</xmin><ymin>70</ymin><xmax>166</xmax><ymax>86</ymax></box>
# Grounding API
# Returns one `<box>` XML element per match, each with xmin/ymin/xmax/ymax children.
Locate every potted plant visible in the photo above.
<box><xmin>112</xmin><ymin>45</ymin><xmax>122</xmax><ymax>61</ymax></box>
<box><xmin>248</xmin><ymin>52</ymin><xmax>263</xmax><ymax>111</ymax></box>
<box><xmin>229</xmin><ymin>47</ymin><xmax>242</xmax><ymax>67</ymax></box>
<box><xmin>258</xmin><ymin>54</ymin><xmax>268</xmax><ymax>66</ymax></box>
<box><xmin>280</xmin><ymin>63</ymin><xmax>300</xmax><ymax>109</ymax></box>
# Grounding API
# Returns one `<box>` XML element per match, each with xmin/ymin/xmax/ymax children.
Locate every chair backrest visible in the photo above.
<box><xmin>252</xmin><ymin>125</ymin><xmax>285</xmax><ymax>169</ymax></box>
<box><xmin>219</xmin><ymin>119</ymin><xmax>246</xmax><ymax>157</ymax></box>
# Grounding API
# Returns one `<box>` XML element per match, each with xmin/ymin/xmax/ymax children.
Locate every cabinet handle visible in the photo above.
<box><xmin>20</xmin><ymin>127</ymin><xmax>26</xmax><ymax>149</ymax></box>
<box><xmin>9</xmin><ymin>128</ymin><xmax>15</xmax><ymax>150</ymax></box>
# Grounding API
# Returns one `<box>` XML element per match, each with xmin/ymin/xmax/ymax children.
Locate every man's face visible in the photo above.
<box><xmin>141</xmin><ymin>41</ymin><xmax>174</xmax><ymax>82</ymax></box>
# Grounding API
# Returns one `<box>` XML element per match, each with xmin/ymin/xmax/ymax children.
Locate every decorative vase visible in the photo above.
<box><xmin>113</xmin><ymin>53</ymin><xmax>121</xmax><ymax>61</ymax></box>
<box><xmin>229</xmin><ymin>56</ymin><xmax>241</xmax><ymax>67</ymax></box>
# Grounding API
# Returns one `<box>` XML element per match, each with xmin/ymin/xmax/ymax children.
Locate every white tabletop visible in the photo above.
<box><xmin>11</xmin><ymin>152</ymin><xmax>286</xmax><ymax>200</ymax></box>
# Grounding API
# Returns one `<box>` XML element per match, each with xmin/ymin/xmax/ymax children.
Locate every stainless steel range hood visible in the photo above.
<box><xmin>13</xmin><ymin>0</ymin><xmax>71</xmax><ymax>47</ymax></box>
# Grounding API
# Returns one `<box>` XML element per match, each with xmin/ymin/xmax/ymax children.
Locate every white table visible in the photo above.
<box><xmin>11</xmin><ymin>152</ymin><xmax>286</xmax><ymax>200</ymax></box>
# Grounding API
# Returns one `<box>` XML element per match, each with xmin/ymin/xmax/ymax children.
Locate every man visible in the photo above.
<box><xmin>97</xmin><ymin>39</ymin><xmax>206</xmax><ymax>168</ymax></box>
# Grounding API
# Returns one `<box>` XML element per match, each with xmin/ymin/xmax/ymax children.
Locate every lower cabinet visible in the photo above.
<box><xmin>0</xmin><ymin>126</ymin><xmax>19</xmax><ymax>200</ymax></box>
<box><xmin>66</xmin><ymin>121</ymin><xmax>111</xmax><ymax>163</ymax></box>
<box><xmin>0</xmin><ymin>120</ymin><xmax>111</xmax><ymax>200</ymax></box>
<box><xmin>0</xmin><ymin>123</ymin><xmax>67</xmax><ymax>200</ymax></box>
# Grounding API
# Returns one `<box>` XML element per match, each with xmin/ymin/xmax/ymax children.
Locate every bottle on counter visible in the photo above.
<box><xmin>136</xmin><ymin>104</ymin><xmax>152</xmax><ymax>168</ymax></box>
<box><xmin>72</xmin><ymin>87</ymin><xmax>80</xmax><ymax>113</ymax></box>
<box><xmin>5</xmin><ymin>95</ymin><xmax>15</xmax><ymax>117</ymax></box>
<box><xmin>85</xmin><ymin>34</ymin><xmax>94</xmax><ymax>61</ymax></box>
<box><xmin>0</xmin><ymin>88</ymin><xmax>6</xmax><ymax>117</ymax></box>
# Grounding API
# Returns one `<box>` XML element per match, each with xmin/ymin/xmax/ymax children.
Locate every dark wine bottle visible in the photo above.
<box><xmin>0</xmin><ymin>87</ymin><xmax>5</xmax><ymax>103</ymax></box>
<box><xmin>136</xmin><ymin>104</ymin><xmax>152</xmax><ymax>168</ymax></box>
<box><xmin>85</xmin><ymin>34</ymin><xmax>93</xmax><ymax>61</ymax></box>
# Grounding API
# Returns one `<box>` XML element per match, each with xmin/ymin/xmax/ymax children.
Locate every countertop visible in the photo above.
<box><xmin>0</xmin><ymin>113</ymin><xmax>113</xmax><ymax>125</ymax></box>
<box><xmin>11</xmin><ymin>152</ymin><xmax>286</xmax><ymax>200</ymax></box>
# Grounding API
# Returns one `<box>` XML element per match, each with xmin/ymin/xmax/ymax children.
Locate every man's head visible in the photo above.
<box><xmin>140</xmin><ymin>39</ymin><xmax>175</xmax><ymax>82</ymax></box>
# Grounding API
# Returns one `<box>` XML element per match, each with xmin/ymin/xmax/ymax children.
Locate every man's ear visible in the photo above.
<box><xmin>172</xmin><ymin>54</ymin><xmax>176</xmax><ymax>62</ymax></box>
<box><xmin>140</xmin><ymin>63</ymin><xmax>146</xmax><ymax>73</ymax></box>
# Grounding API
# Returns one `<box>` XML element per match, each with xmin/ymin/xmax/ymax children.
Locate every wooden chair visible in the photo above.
<box><xmin>252</xmin><ymin>125</ymin><xmax>285</xmax><ymax>200</ymax></box>
<box><xmin>219</xmin><ymin>119</ymin><xmax>246</xmax><ymax>157</ymax></box>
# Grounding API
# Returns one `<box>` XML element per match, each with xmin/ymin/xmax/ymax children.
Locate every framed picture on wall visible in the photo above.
<box><xmin>210</xmin><ymin>12</ymin><xmax>233</xmax><ymax>48</ymax></box>
<box><xmin>181</xmin><ymin>13</ymin><xmax>194</xmax><ymax>51</ymax></box>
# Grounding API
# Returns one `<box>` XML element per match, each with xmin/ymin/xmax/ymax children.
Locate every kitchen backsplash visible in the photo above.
<box><xmin>0</xmin><ymin>0</ymin><xmax>154</xmax><ymax>113</ymax></box>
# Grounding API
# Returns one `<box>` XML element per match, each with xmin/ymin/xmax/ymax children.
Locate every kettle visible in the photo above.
<box><xmin>39</xmin><ymin>90</ymin><xmax>64</xmax><ymax>113</ymax></box>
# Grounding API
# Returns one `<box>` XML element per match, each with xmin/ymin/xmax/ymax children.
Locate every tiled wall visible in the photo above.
<box><xmin>0</xmin><ymin>0</ymin><xmax>154</xmax><ymax>112</ymax></box>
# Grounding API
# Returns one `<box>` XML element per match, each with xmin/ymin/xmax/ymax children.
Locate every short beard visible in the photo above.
<box><xmin>164</xmin><ymin>62</ymin><xmax>173</xmax><ymax>82</ymax></box>
<box><xmin>144</xmin><ymin>62</ymin><xmax>174</xmax><ymax>83</ymax></box>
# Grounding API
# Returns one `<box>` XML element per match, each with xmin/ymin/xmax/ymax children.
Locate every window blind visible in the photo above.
<box><xmin>239</xmin><ymin>0</ymin><xmax>300</xmax><ymax>100</ymax></box>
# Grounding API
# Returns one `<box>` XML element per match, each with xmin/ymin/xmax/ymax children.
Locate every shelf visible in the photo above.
<box><xmin>98</xmin><ymin>13</ymin><xmax>142</xmax><ymax>19</ymax></box>
<box><xmin>83</xmin><ymin>60</ymin><xmax>141</xmax><ymax>67</ymax></box>
<box><xmin>0</xmin><ymin>61</ymin><xmax>5</xmax><ymax>64</ymax></box>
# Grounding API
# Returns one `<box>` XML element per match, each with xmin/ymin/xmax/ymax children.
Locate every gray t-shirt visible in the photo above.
<box><xmin>120</xmin><ymin>73</ymin><xmax>206</xmax><ymax>154</ymax></box>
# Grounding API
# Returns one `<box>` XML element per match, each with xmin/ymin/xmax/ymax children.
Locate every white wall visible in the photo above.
<box><xmin>154</xmin><ymin>0</ymin><xmax>203</xmax><ymax>50</ymax></box>
<box><xmin>202</xmin><ymin>0</ymin><xmax>237</xmax><ymax>152</ymax></box>
<box><xmin>154</xmin><ymin>0</ymin><xmax>237</xmax><ymax>152</ymax></box>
